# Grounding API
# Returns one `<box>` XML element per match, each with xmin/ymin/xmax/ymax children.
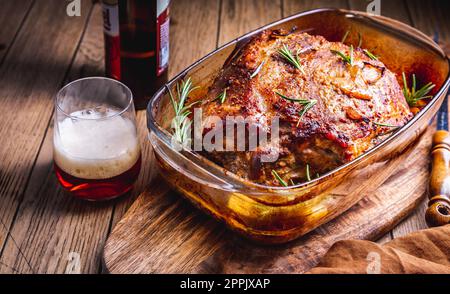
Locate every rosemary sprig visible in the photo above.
<box><xmin>169</xmin><ymin>78</ymin><xmax>199</xmax><ymax>115</ymax></box>
<box><xmin>168</xmin><ymin>78</ymin><xmax>199</xmax><ymax>145</ymax></box>
<box><xmin>298</xmin><ymin>100</ymin><xmax>317</xmax><ymax>124</ymax></box>
<box><xmin>348</xmin><ymin>29</ymin><xmax>377</xmax><ymax>60</ymax></box>
<box><xmin>373</xmin><ymin>122</ymin><xmax>400</xmax><ymax>135</ymax></box>
<box><xmin>402</xmin><ymin>72</ymin><xmax>435</xmax><ymax>107</ymax></box>
<box><xmin>305</xmin><ymin>164</ymin><xmax>311</xmax><ymax>182</ymax></box>
<box><xmin>250</xmin><ymin>61</ymin><xmax>265</xmax><ymax>78</ymax></box>
<box><xmin>373</xmin><ymin>122</ymin><xmax>399</xmax><ymax>129</ymax></box>
<box><xmin>214</xmin><ymin>89</ymin><xmax>227</xmax><ymax>104</ymax></box>
<box><xmin>278</xmin><ymin>44</ymin><xmax>305</xmax><ymax>74</ymax></box>
<box><xmin>274</xmin><ymin>91</ymin><xmax>317</xmax><ymax>126</ymax></box>
<box><xmin>341</xmin><ymin>30</ymin><xmax>362</xmax><ymax>47</ymax></box>
<box><xmin>331</xmin><ymin>45</ymin><xmax>354</xmax><ymax>66</ymax></box>
<box><xmin>341</xmin><ymin>30</ymin><xmax>350</xmax><ymax>43</ymax></box>
<box><xmin>339</xmin><ymin>30</ymin><xmax>377</xmax><ymax>60</ymax></box>
<box><xmin>357</xmin><ymin>32</ymin><xmax>363</xmax><ymax>48</ymax></box>
<box><xmin>341</xmin><ymin>30</ymin><xmax>363</xmax><ymax>48</ymax></box>
<box><xmin>272</xmin><ymin>170</ymin><xmax>288</xmax><ymax>187</ymax></box>
<box><xmin>363</xmin><ymin>49</ymin><xmax>378</xmax><ymax>60</ymax></box>
<box><xmin>274</xmin><ymin>91</ymin><xmax>310</xmax><ymax>103</ymax></box>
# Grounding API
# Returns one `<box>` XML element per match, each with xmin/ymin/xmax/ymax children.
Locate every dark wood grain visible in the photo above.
<box><xmin>105</xmin><ymin>182</ymin><xmax>228</xmax><ymax>273</ymax></box>
<box><xmin>0</xmin><ymin>0</ymin><xmax>94</xmax><ymax>273</ymax></box>
<box><xmin>283</xmin><ymin>0</ymin><xmax>348</xmax><ymax>17</ymax></box>
<box><xmin>0</xmin><ymin>0</ymin><xmax>34</xmax><ymax>63</ymax></box>
<box><xmin>168</xmin><ymin>0</ymin><xmax>220</xmax><ymax>76</ymax></box>
<box><xmin>0</xmin><ymin>3</ymin><xmax>111</xmax><ymax>274</ymax></box>
<box><xmin>348</xmin><ymin>0</ymin><xmax>410</xmax><ymax>23</ymax></box>
<box><xmin>219</xmin><ymin>0</ymin><xmax>282</xmax><ymax>46</ymax></box>
<box><xmin>0</xmin><ymin>0</ymin><xmax>221</xmax><ymax>274</ymax></box>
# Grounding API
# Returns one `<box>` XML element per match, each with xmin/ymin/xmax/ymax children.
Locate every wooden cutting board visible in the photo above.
<box><xmin>103</xmin><ymin>127</ymin><xmax>433</xmax><ymax>274</ymax></box>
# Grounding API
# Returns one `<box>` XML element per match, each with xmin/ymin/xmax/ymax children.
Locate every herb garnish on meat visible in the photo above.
<box><xmin>274</xmin><ymin>91</ymin><xmax>317</xmax><ymax>126</ymax></box>
<box><xmin>168</xmin><ymin>78</ymin><xmax>199</xmax><ymax>145</ymax></box>
<box><xmin>402</xmin><ymin>72</ymin><xmax>435</xmax><ymax>107</ymax></box>
<box><xmin>271</xmin><ymin>170</ymin><xmax>288</xmax><ymax>187</ymax></box>
<box><xmin>331</xmin><ymin>45</ymin><xmax>354</xmax><ymax>66</ymax></box>
<box><xmin>278</xmin><ymin>44</ymin><xmax>306</xmax><ymax>74</ymax></box>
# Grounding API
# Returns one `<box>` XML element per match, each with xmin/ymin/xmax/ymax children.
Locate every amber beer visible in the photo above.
<box><xmin>54</xmin><ymin>78</ymin><xmax>141</xmax><ymax>201</ymax></box>
<box><xmin>54</xmin><ymin>109</ymin><xmax>141</xmax><ymax>200</ymax></box>
<box><xmin>102</xmin><ymin>0</ymin><xmax>170</xmax><ymax>110</ymax></box>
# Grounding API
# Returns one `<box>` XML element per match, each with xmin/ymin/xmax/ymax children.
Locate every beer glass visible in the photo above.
<box><xmin>54</xmin><ymin>77</ymin><xmax>141</xmax><ymax>201</ymax></box>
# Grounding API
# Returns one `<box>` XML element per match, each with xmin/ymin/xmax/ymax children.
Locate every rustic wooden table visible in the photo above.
<box><xmin>0</xmin><ymin>0</ymin><xmax>448</xmax><ymax>274</ymax></box>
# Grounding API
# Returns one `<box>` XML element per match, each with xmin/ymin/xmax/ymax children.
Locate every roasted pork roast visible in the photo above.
<box><xmin>197</xmin><ymin>30</ymin><xmax>412</xmax><ymax>186</ymax></box>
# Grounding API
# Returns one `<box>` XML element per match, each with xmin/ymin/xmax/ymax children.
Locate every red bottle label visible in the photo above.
<box><xmin>156</xmin><ymin>0</ymin><xmax>170</xmax><ymax>76</ymax></box>
<box><xmin>102</xmin><ymin>1</ymin><xmax>121</xmax><ymax>80</ymax></box>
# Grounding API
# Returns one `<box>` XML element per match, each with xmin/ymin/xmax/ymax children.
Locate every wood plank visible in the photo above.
<box><xmin>0</xmin><ymin>0</ymin><xmax>93</xmax><ymax>272</ymax></box>
<box><xmin>168</xmin><ymin>0</ymin><xmax>221</xmax><ymax>76</ymax></box>
<box><xmin>218</xmin><ymin>0</ymin><xmax>282</xmax><ymax>46</ymax></box>
<box><xmin>105</xmin><ymin>181</ymin><xmax>227</xmax><ymax>273</ymax></box>
<box><xmin>0</xmin><ymin>0</ymin><xmax>34</xmax><ymax>63</ymax></box>
<box><xmin>110</xmin><ymin>0</ymin><xmax>221</xmax><ymax>229</ymax></box>
<box><xmin>283</xmin><ymin>0</ymin><xmax>348</xmax><ymax>17</ymax></box>
<box><xmin>392</xmin><ymin>0</ymin><xmax>450</xmax><ymax>238</ymax></box>
<box><xmin>348</xmin><ymin>0</ymin><xmax>411</xmax><ymax>23</ymax></box>
<box><xmin>0</xmin><ymin>0</ymin><xmax>35</xmax><ymax>267</ymax></box>
<box><xmin>0</xmin><ymin>2</ymin><xmax>104</xmax><ymax>274</ymax></box>
<box><xmin>406</xmin><ymin>0</ymin><xmax>450</xmax><ymax>41</ymax></box>
<box><xmin>0</xmin><ymin>0</ymin><xmax>221</xmax><ymax>273</ymax></box>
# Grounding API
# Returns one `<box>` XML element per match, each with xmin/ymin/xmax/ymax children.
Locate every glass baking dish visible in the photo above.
<box><xmin>147</xmin><ymin>8</ymin><xmax>450</xmax><ymax>244</ymax></box>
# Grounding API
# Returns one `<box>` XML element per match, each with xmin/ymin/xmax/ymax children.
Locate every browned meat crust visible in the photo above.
<box><xmin>197</xmin><ymin>30</ymin><xmax>412</xmax><ymax>186</ymax></box>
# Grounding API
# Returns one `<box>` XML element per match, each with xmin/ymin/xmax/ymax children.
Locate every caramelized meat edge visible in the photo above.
<box><xmin>197</xmin><ymin>30</ymin><xmax>412</xmax><ymax>186</ymax></box>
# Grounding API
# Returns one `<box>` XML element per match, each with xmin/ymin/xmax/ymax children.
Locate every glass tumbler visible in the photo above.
<box><xmin>53</xmin><ymin>77</ymin><xmax>141</xmax><ymax>201</ymax></box>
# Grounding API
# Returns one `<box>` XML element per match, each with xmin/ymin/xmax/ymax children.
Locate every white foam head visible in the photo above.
<box><xmin>53</xmin><ymin>109</ymin><xmax>140</xmax><ymax>179</ymax></box>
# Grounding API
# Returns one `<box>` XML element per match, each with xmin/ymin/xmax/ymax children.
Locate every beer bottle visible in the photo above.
<box><xmin>102</xmin><ymin>0</ymin><xmax>170</xmax><ymax>110</ymax></box>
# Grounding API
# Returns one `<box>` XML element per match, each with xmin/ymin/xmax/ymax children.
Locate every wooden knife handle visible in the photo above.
<box><xmin>426</xmin><ymin>130</ymin><xmax>450</xmax><ymax>227</ymax></box>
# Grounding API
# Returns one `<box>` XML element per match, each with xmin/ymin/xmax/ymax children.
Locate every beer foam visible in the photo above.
<box><xmin>53</xmin><ymin>109</ymin><xmax>140</xmax><ymax>179</ymax></box>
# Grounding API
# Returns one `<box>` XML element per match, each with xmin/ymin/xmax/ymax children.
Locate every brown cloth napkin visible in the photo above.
<box><xmin>308</xmin><ymin>225</ymin><xmax>450</xmax><ymax>274</ymax></box>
